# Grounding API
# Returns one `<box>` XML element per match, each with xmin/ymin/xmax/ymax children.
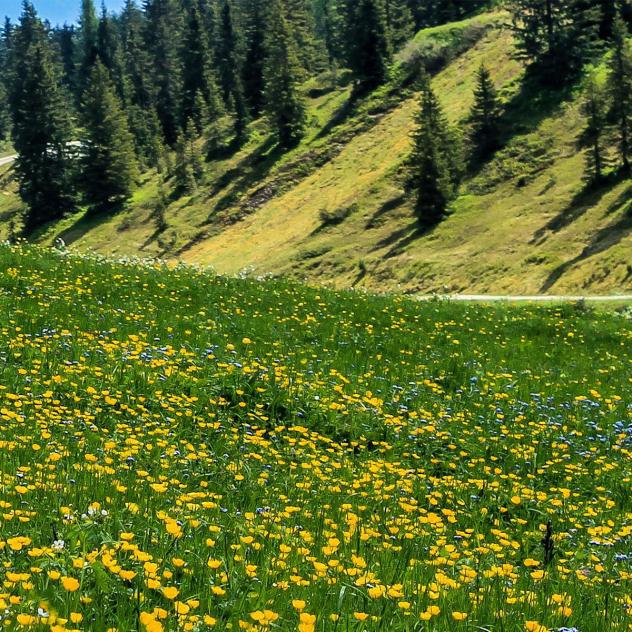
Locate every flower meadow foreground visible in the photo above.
<box><xmin>0</xmin><ymin>243</ymin><xmax>630</xmax><ymax>632</ymax></box>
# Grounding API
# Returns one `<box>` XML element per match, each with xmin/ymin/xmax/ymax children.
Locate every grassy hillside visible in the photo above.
<box><xmin>0</xmin><ymin>241</ymin><xmax>631</xmax><ymax>630</ymax></box>
<box><xmin>1</xmin><ymin>12</ymin><xmax>630</xmax><ymax>295</ymax></box>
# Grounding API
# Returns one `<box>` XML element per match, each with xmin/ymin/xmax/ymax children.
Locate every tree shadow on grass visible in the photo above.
<box><xmin>540</xmin><ymin>204</ymin><xmax>632</xmax><ymax>292</ymax></box>
<box><xmin>370</xmin><ymin>216</ymin><xmax>441</xmax><ymax>259</ymax></box>
<box><xmin>532</xmin><ymin>175</ymin><xmax>632</xmax><ymax>245</ymax></box>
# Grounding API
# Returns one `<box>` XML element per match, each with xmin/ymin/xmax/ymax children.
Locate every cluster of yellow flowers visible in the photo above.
<box><xmin>0</xmin><ymin>243</ymin><xmax>629</xmax><ymax>631</ymax></box>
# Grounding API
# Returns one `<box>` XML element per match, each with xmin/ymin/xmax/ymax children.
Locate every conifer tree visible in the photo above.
<box><xmin>121</xmin><ymin>0</ymin><xmax>162</xmax><ymax>165</ymax></box>
<box><xmin>8</xmin><ymin>3</ymin><xmax>76</xmax><ymax>232</ymax></box>
<box><xmin>218</xmin><ymin>1</ymin><xmax>249</xmax><ymax>139</ymax></box>
<box><xmin>468</xmin><ymin>64</ymin><xmax>501</xmax><ymax>160</ymax></box>
<box><xmin>408</xmin><ymin>73</ymin><xmax>459</xmax><ymax>226</ymax></box>
<box><xmin>509</xmin><ymin>0</ymin><xmax>600</xmax><ymax>80</ymax></box>
<box><xmin>79</xmin><ymin>0</ymin><xmax>99</xmax><ymax>87</ymax></box>
<box><xmin>385</xmin><ymin>0</ymin><xmax>415</xmax><ymax>50</ymax></box>
<box><xmin>53</xmin><ymin>24</ymin><xmax>76</xmax><ymax>92</ymax></box>
<box><xmin>263</xmin><ymin>0</ymin><xmax>307</xmax><ymax>147</ymax></box>
<box><xmin>607</xmin><ymin>17</ymin><xmax>631</xmax><ymax>172</ymax></box>
<box><xmin>144</xmin><ymin>0</ymin><xmax>182</xmax><ymax>145</ymax></box>
<box><xmin>181</xmin><ymin>0</ymin><xmax>222</xmax><ymax>129</ymax></box>
<box><xmin>242</xmin><ymin>0</ymin><xmax>266</xmax><ymax>116</ymax></box>
<box><xmin>80</xmin><ymin>61</ymin><xmax>138</xmax><ymax>214</ymax></box>
<box><xmin>175</xmin><ymin>119</ymin><xmax>203</xmax><ymax>193</ymax></box>
<box><xmin>285</xmin><ymin>0</ymin><xmax>327</xmax><ymax>74</ymax></box>
<box><xmin>581</xmin><ymin>77</ymin><xmax>608</xmax><ymax>183</ymax></box>
<box><xmin>347</xmin><ymin>0</ymin><xmax>391</xmax><ymax>93</ymax></box>
<box><xmin>97</xmin><ymin>6</ymin><xmax>129</xmax><ymax>104</ymax></box>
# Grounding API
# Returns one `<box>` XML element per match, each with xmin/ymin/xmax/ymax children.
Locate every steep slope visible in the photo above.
<box><xmin>1</xmin><ymin>13</ymin><xmax>630</xmax><ymax>294</ymax></box>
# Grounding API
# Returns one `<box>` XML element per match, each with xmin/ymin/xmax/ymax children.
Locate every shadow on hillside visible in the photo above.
<box><xmin>531</xmin><ymin>175</ymin><xmax>631</xmax><ymax>245</ymax></box>
<box><xmin>371</xmin><ymin>217</ymin><xmax>439</xmax><ymax>258</ymax></box>
<box><xmin>365</xmin><ymin>194</ymin><xmax>407</xmax><ymax>229</ymax></box>
<box><xmin>540</xmin><ymin>202</ymin><xmax>632</xmax><ymax>292</ymax></box>
<box><xmin>201</xmin><ymin>137</ymin><xmax>287</xmax><ymax>225</ymax></box>
<box><xmin>466</xmin><ymin>70</ymin><xmax>576</xmax><ymax>182</ymax></box>
<box><xmin>54</xmin><ymin>209</ymin><xmax>120</xmax><ymax>247</ymax></box>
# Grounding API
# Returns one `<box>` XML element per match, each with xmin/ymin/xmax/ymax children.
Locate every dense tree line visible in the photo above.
<box><xmin>3</xmin><ymin>0</ymin><xmax>465</xmax><ymax>230</ymax></box>
<box><xmin>0</xmin><ymin>0</ymin><xmax>629</xmax><ymax>233</ymax></box>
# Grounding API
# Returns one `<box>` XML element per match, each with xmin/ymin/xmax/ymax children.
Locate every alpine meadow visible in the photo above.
<box><xmin>0</xmin><ymin>0</ymin><xmax>631</xmax><ymax>631</ymax></box>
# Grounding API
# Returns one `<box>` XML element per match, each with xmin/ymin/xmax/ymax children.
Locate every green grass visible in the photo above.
<box><xmin>0</xmin><ymin>242</ymin><xmax>631</xmax><ymax>631</ymax></box>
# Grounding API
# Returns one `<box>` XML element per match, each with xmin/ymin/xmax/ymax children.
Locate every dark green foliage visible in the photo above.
<box><xmin>144</xmin><ymin>0</ymin><xmax>182</xmax><ymax>145</ymax></box>
<box><xmin>181</xmin><ymin>0</ymin><xmax>222</xmax><ymax>129</ymax></box>
<box><xmin>347</xmin><ymin>0</ymin><xmax>391</xmax><ymax>92</ymax></box>
<box><xmin>53</xmin><ymin>25</ymin><xmax>77</xmax><ymax>93</ymax></box>
<box><xmin>580</xmin><ymin>77</ymin><xmax>608</xmax><ymax>183</ymax></box>
<box><xmin>509</xmin><ymin>0</ymin><xmax>601</xmax><ymax>80</ymax></box>
<box><xmin>407</xmin><ymin>73</ymin><xmax>461</xmax><ymax>226</ymax></box>
<box><xmin>97</xmin><ymin>7</ymin><xmax>130</xmax><ymax>104</ymax></box>
<box><xmin>242</xmin><ymin>0</ymin><xmax>267</xmax><ymax>115</ymax></box>
<box><xmin>385</xmin><ymin>0</ymin><xmax>415</xmax><ymax>50</ymax></box>
<box><xmin>263</xmin><ymin>0</ymin><xmax>307</xmax><ymax>147</ymax></box>
<box><xmin>218</xmin><ymin>1</ymin><xmax>249</xmax><ymax>138</ymax></box>
<box><xmin>79</xmin><ymin>0</ymin><xmax>99</xmax><ymax>87</ymax></box>
<box><xmin>8</xmin><ymin>3</ymin><xmax>76</xmax><ymax>232</ymax></box>
<box><xmin>607</xmin><ymin>17</ymin><xmax>631</xmax><ymax>172</ymax></box>
<box><xmin>175</xmin><ymin>118</ymin><xmax>204</xmax><ymax>193</ymax></box>
<box><xmin>80</xmin><ymin>61</ymin><xmax>138</xmax><ymax>214</ymax></box>
<box><xmin>285</xmin><ymin>0</ymin><xmax>327</xmax><ymax>74</ymax></box>
<box><xmin>468</xmin><ymin>64</ymin><xmax>501</xmax><ymax>160</ymax></box>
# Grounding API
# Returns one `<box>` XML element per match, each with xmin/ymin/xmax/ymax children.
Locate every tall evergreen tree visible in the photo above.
<box><xmin>79</xmin><ymin>0</ymin><xmax>99</xmax><ymax>86</ymax></box>
<box><xmin>218</xmin><ymin>0</ymin><xmax>249</xmax><ymax>138</ymax></box>
<box><xmin>121</xmin><ymin>0</ymin><xmax>162</xmax><ymax>165</ymax></box>
<box><xmin>144</xmin><ymin>0</ymin><xmax>182</xmax><ymax>145</ymax></box>
<box><xmin>263</xmin><ymin>0</ymin><xmax>307</xmax><ymax>147</ymax></box>
<box><xmin>580</xmin><ymin>77</ymin><xmax>608</xmax><ymax>183</ymax></box>
<box><xmin>347</xmin><ymin>0</ymin><xmax>391</xmax><ymax>93</ymax></box>
<box><xmin>509</xmin><ymin>0</ymin><xmax>600</xmax><ymax>80</ymax></box>
<box><xmin>242</xmin><ymin>0</ymin><xmax>266</xmax><ymax>116</ymax></box>
<box><xmin>181</xmin><ymin>0</ymin><xmax>222</xmax><ymax>130</ymax></box>
<box><xmin>80</xmin><ymin>61</ymin><xmax>138</xmax><ymax>214</ymax></box>
<box><xmin>407</xmin><ymin>73</ymin><xmax>460</xmax><ymax>226</ymax></box>
<box><xmin>385</xmin><ymin>0</ymin><xmax>415</xmax><ymax>50</ymax></box>
<box><xmin>285</xmin><ymin>0</ymin><xmax>326</xmax><ymax>74</ymax></box>
<box><xmin>468</xmin><ymin>64</ymin><xmax>501</xmax><ymax>160</ymax></box>
<box><xmin>54</xmin><ymin>24</ymin><xmax>76</xmax><ymax>92</ymax></box>
<box><xmin>607</xmin><ymin>17</ymin><xmax>632</xmax><ymax>172</ymax></box>
<box><xmin>8</xmin><ymin>2</ymin><xmax>76</xmax><ymax>232</ymax></box>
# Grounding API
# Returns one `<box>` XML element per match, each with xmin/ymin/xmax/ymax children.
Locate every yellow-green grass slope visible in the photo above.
<box><xmin>1</xmin><ymin>12</ymin><xmax>630</xmax><ymax>295</ymax></box>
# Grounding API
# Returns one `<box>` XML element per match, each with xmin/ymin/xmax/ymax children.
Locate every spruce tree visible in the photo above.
<box><xmin>607</xmin><ymin>17</ymin><xmax>631</xmax><ymax>172</ymax></box>
<box><xmin>54</xmin><ymin>24</ymin><xmax>76</xmax><ymax>92</ymax></box>
<box><xmin>348</xmin><ymin>0</ymin><xmax>391</xmax><ymax>93</ymax></box>
<box><xmin>509</xmin><ymin>0</ymin><xmax>600</xmax><ymax>80</ymax></box>
<box><xmin>8</xmin><ymin>3</ymin><xmax>76</xmax><ymax>233</ymax></box>
<box><xmin>385</xmin><ymin>0</ymin><xmax>415</xmax><ymax>50</ymax></box>
<box><xmin>580</xmin><ymin>77</ymin><xmax>608</xmax><ymax>183</ymax></box>
<box><xmin>181</xmin><ymin>0</ymin><xmax>222</xmax><ymax>129</ymax></box>
<box><xmin>80</xmin><ymin>61</ymin><xmax>138</xmax><ymax>214</ymax></box>
<box><xmin>79</xmin><ymin>0</ymin><xmax>99</xmax><ymax>88</ymax></box>
<box><xmin>218</xmin><ymin>1</ymin><xmax>249</xmax><ymax>139</ymax></box>
<box><xmin>242</xmin><ymin>0</ymin><xmax>266</xmax><ymax>116</ymax></box>
<box><xmin>408</xmin><ymin>74</ymin><xmax>459</xmax><ymax>226</ymax></box>
<box><xmin>263</xmin><ymin>0</ymin><xmax>307</xmax><ymax>147</ymax></box>
<box><xmin>468</xmin><ymin>64</ymin><xmax>501</xmax><ymax>160</ymax></box>
<box><xmin>285</xmin><ymin>0</ymin><xmax>327</xmax><ymax>74</ymax></box>
<box><xmin>144</xmin><ymin>0</ymin><xmax>182</xmax><ymax>145</ymax></box>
